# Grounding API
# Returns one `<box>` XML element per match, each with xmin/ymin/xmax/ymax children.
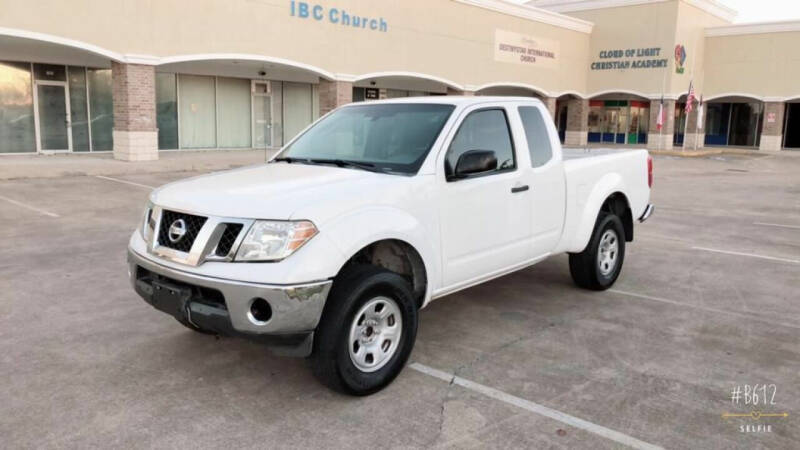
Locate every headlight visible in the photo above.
<box><xmin>141</xmin><ymin>202</ymin><xmax>155</xmax><ymax>243</ymax></box>
<box><xmin>235</xmin><ymin>220</ymin><xmax>318</xmax><ymax>261</ymax></box>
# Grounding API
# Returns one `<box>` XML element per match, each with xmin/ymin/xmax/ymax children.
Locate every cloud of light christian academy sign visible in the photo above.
<box><xmin>590</xmin><ymin>47</ymin><xmax>668</xmax><ymax>70</ymax></box>
<box><xmin>290</xmin><ymin>1</ymin><xmax>388</xmax><ymax>32</ymax></box>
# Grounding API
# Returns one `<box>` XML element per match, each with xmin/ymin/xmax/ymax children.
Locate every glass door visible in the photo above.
<box><xmin>602</xmin><ymin>109</ymin><xmax>618</xmax><ymax>143</ymax></box>
<box><xmin>616</xmin><ymin>107</ymin><xmax>629</xmax><ymax>144</ymax></box>
<box><xmin>252</xmin><ymin>81</ymin><xmax>272</xmax><ymax>148</ymax></box>
<box><xmin>35</xmin><ymin>81</ymin><xmax>71</xmax><ymax>152</ymax></box>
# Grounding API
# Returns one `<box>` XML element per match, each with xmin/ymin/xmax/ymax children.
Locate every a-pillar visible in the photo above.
<box><xmin>683</xmin><ymin>103</ymin><xmax>705</xmax><ymax>150</ymax></box>
<box><xmin>318</xmin><ymin>79</ymin><xmax>353</xmax><ymax>116</ymax></box>
<box><xmin>564</xmin><ymin>98</ymin><xmax>588</xmax><ymax>147</ymax></box>
<box><xmin>647</xmin><ymin>99</ymin><xmax>675</xmax><ymax>151</ymax></box>
<box><xmin>542</xmin><ymin>97</ymin><xmax>557</xmax><ymax>120</ymax></box>
<box><xmin>760</xmin><ymin>102</ymin><xmax>785</xmax><ymax>151</ymax></box>
<box><xmin>112</xmin><ymin>62</ymin><xmax>157</xmax><ymax>161</ymax></box>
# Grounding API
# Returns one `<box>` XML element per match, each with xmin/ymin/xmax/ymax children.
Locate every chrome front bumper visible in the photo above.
<box><xmin>128</xmin><ymin>249</ymin><xmax>332</xmax><ymax>339</ymax></box>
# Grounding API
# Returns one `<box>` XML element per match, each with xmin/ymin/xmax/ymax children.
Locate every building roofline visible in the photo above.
<box><xmin>527</xmin><ymin>0</ymin><xmax>736</xmax><ymax>23</ymax></box>
<box><xmin>454</xmin><ymin>0</ymin><xmax>594</xmax><ymax>34</ymax></box>
<box><xmin>705</xmin><ymin>19</ymin><xmax>800</xmax><ymax>37</ymax></box>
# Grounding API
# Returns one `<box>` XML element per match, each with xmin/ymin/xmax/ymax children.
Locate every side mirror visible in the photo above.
<box><xmin>452</xmin><ymin>150</ymin><xmax>497</xmax><ymax>179</ymax></box>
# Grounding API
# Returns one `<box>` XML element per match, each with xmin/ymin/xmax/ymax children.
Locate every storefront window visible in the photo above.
<box><xmin>628</xmin><ymin>101</ymin><xmax>648</xmax><ymax>144</ymax></box>
<box><xmin>217</xmin><ymin>77</ymin><xmax>251</xmax><ymax>148</ymax></box>
<box><xmin>283</xmin><ymin>81</ymin><xmax>313</xmax><ymax>142</ymax></box>
<box><xmin>587</xmin><ymin>103</ymin><xmax>603</xmax><ymax>142</ymax></box>
<box><xmin>704</xmin><ymin>102</ymin><xmax>761</xmax><ymax>147</ymax></box>
<box><xmin>68</xmin><ymin>67</ymin><xmax>90</xmax><ymax>152</ymax></box>
<box><xmin>588</xmin><ymin>100</ymin><xmax>647</xmax><ymax>145</ymax></box>
<box><xmin>0</xmin><ymin>61</ymin><xmax>35</xmax><ymax>153</ymax></box>
<box><xmin>156</xmin><ymin>73</ymin><xmax>178</xmax><ymax>149</ymax></box>
<box><xmin>784</xmin><ymin>104</ymin><xmax>800</xmax><ymax>149</ymax></box>
<box><xmin>674</xmin><ymin>103</ymin><xmax>686</xmax><ymax>145</ymax></box>
<box><xmin>179</xmin><ymin>74</ymin><xmax>216</xmax><ymax>148</ymax></box>
<box><xmin>353</xmin><ymin>87</ymin><xmax>366</xmax><ymax>102</ymax></box>
<box><xmin>88</xmin><ymin>68</ymin><xmax>113</xmax><ymax>151</ymax></box>
<box><xmin>730</xmin><ymin>103</ymin><xmax>762</xmax><ymax>147</ymax></box>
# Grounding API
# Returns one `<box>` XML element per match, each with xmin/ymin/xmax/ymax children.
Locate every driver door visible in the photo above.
<box><xmin>437</xmin><ymin>106</ymin><xmax>533</xmax><ymax>288</ymax></box>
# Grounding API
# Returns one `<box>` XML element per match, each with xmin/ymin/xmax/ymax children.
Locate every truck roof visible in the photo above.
<box><xmin>342</xmin><ymin>96</ymin><xmax>546</xmax><ymax>107</ymax></box>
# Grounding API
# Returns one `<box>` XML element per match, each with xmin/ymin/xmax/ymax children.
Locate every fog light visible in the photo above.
<box><xmin>248</xmin><ymin>298</ymin><xmax>272</xmax><ymax>325</ymax></box>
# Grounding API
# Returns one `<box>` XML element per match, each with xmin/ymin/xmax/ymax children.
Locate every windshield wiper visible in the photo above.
<box><xmin>271</xmin><ymin>156</ymin><xmax>300</xmax><ymax>163</ymax></box>
<box><xmin>272</xmin><ymin>156</ymin><xmax>387</xmax><ymax>173</ymax></box>
<box><xmin>305</xmin><ymin>158</ymin><xmax>382</xmax><ymax>173</ymax></box>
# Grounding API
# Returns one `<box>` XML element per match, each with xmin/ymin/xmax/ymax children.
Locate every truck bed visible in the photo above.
<box><xmin>562</xmin><ymin>148</ymin><xmax>644</xmax><ymax>161</ymax></box>
<box><xmin>555</xmin><ymin>147</ymin><xmax>651</xmax><ymax>254</ymax></box>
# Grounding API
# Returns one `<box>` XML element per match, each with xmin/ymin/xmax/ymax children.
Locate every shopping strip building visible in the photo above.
<box><xmin>1</xmin><ymin>0</ymin><xmax>799</xmax><ymax>160</ymax></box>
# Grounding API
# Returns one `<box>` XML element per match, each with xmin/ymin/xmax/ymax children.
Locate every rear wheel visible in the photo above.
<box><xmin>569</xmin><ymin>213</ymin><xmax>625</xmax><ymax>290</ymax></box>
<box><xmin>311</xmin><ymin>265</ymin><xmax>418</xmax><ymax>396</ymax></box>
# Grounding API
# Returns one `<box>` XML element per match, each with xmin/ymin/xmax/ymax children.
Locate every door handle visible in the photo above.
<box><xmin>511</xmin><ymin>185</ymin><xmax>529</xmax><ymax>194</ymax></box>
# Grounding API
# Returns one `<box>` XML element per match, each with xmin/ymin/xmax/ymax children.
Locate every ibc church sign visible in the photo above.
<box><xmin>290</xmin><ymin>1</ymin><xmax>388</xmax><ymax>32</ymax></box>
<box><xmin>590</xmin><ymin>47</ymin><xmax>668</xmax><ymax>70</ymax></box>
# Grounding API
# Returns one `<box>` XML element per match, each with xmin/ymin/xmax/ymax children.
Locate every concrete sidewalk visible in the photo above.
<box><xmin>0</xmin><ymin>149</ymin><xmax>278</xmax><ymax>181</ymax></box>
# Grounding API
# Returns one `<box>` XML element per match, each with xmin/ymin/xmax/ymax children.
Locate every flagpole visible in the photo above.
<box><xmin>659</xmin><ymin>70</ymin><xmax>666</xmax><ymax>152</ymax></box>
<box><xmin>686</xmin><ymin>34</ymin><xmax>700</xmax><ymax>152</ymax></box>
<box><xmin>694</xmin><ymin>99</ymin><xmax>701</xmax><ymax>151</ymax></box>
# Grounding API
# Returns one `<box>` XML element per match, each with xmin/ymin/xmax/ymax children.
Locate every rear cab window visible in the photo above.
<box><xmin>518</xmin><ymin>106</ymin><xmax>553</xmax><ymax>168</ymax></box>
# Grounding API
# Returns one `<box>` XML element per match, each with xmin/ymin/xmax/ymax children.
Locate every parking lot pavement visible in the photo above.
<box><xmin>1</xmin><ymin>152</ymin><xmax>798</xmax><ymax>449</ymax></box>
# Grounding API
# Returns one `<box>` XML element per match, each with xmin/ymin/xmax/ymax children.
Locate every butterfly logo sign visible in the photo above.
<box><xmin>675</xmin><ymin>44</ymin><xmax>687</xmax><ymax>74</ymax></box>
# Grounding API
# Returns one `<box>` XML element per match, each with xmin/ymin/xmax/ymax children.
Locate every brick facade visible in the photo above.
<box><xmin>543</xmin><ymin>97</ymin><xmax>557</xmax><ymax>120</ymax></box>
<box><xmin>647</xmin><ymin>100</ymin><xmax>675</xmax><ymax>151</ymax></box>
<box><xmin>760</xmin><ymin>102</ymin><xmax>785</xmax><ymax>151</ymax></box>
<box><xmin>564</xmin><ymin>98</ymin><xmax>588</xmax><ymax>147</ymax></box>
<box><xmin>682</xmin><ymin>104</ymin><xmax>704</xmax><ymax>150</ymax></box>
<box><xmin>319</xmin><ymin>80</ymin><xmax>353</xmax><ymax>116</ymax></box>
<box><xmin>111</xmin><ymin>62</ymin><xmax>158</xmax><ymax>161</ymax></box>
<box><xmin>112</xmin><ymin>62</ymin><xmax>156</xmax><ymax>132</ymax></box>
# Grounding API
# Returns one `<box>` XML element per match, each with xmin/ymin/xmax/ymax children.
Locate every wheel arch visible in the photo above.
<box><xmin>567</xmin><ymin>173</ymin><xmax>633</xmax><ymax>252</ymax></box>
<box><xmin>335</xmin><ymin>238</ymin><xmax>429</xmax><ymax>308</ymax></box>
<box><xmin>601</xmin><ymin>192</ymin><xmax>633</xmax><ymax>242</ymax></box>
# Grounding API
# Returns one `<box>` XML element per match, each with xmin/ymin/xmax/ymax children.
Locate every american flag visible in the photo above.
<box><xmin>656</xmin><ymin>96</ymin><xmax>664</xmax><ymax>131</ymax></box>
<box><xmin>685</xmin><ymin>81</ymin><xmax>695</xmax><ymax>115</ymax></box>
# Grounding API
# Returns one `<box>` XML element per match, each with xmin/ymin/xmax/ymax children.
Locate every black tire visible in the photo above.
<box><xmin>311</xmin><ymin>265</ymin><xmax>418</xmax><ymax>396</ymax></box>
<box><xmin>175</xmin><ymin>316</ymin><xmax>217</xmax><ymax>335</ymax></box>
<box><xmin>569</xmin><ymin>213</ymin><xmax>626</xmax><ymax>291</ymax></box>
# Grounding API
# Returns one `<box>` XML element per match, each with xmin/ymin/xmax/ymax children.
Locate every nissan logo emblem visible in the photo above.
<box><xmin>168</xmin><ymin>219</ymin><xmax>188</xmax><ymax>243</ymax></box>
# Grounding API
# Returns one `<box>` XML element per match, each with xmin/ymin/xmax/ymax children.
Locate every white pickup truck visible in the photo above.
<box><xmin>128</xmin><ymin>97</ymin><xmax>653</xmax><ymax>395</ymax></box>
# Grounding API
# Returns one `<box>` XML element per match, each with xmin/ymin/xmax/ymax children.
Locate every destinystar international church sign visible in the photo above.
<box><xmin>494</xmin><ymin>30</ymin><xmax>559</xmax><ymax>68</ymax></box>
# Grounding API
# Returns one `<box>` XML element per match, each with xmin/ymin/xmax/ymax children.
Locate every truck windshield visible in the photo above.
<box><xmin>278</xmin><ymin>103</ymin><xmax>455</xmax><ymax>175</ymax></box>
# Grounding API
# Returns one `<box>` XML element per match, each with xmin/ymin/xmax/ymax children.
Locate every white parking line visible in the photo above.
<box><xmin>609</xmin><ymin>289</ymin><xmax>800</xmax><ymax>331</ymax></box>
<box><xmin>409</xmin><ymin>362</ymin><xmax>664</xmax><ymax>450</ymax></box>
<box><xmin>0</xmin><ymin>194</ymin><xmax>60</xmax><ymax>218</ymax></box>
<box><xmin>95</xmin><ymin>175</ymin><xmax>155</xmax><ymax>190</ymax></box>
<box><xmin>691</xmin><ymin>246</ymin><xmax>799</xmax><ymax>264</ymax></box>
<box><xmin>754</xmin><ymin>222</ymin><xmax>800</xmax><ymax>230</ymax></box>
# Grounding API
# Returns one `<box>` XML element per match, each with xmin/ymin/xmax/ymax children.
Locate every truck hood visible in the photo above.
<box><xmin>151</xmin><ymin>162</ymin><xmax>397</xmax><ymax>221</ymax></box>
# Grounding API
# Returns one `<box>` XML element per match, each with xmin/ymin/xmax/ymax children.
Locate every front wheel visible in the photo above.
<box><xmin>569</xmin><ymin>213</ymin><xmax>626</xmax><ymax>290</ymax></box>
<box><xmin>311</xmin><ymin>265</ymin><xmax>418</xmax><ymax>396</ymax></box>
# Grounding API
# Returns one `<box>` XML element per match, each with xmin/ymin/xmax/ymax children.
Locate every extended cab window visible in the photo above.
<box><xmin>445</xmin><ymin>108</ymin><xmax>515</xmax><ymax>178</ymax></box>
<box><xmin>281</xmin><ymin>103</ymin><xmax>454</xmax><ymax>175</ymax></box>
<box><xmin>518</xmin><ymin>106</ymin><xmax>553</xmax><ymax>168</ymax></box>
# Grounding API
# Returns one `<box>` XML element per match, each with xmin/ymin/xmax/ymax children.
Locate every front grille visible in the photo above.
<box><xmin>215</xmin><ymin>223</ymin><xmax>244</xmax><ymax>256</ymax></box>
<box><xmin>157</xmin><ymin>210</ymin><xmax>207</xmax><ymax>252</ymax></box>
